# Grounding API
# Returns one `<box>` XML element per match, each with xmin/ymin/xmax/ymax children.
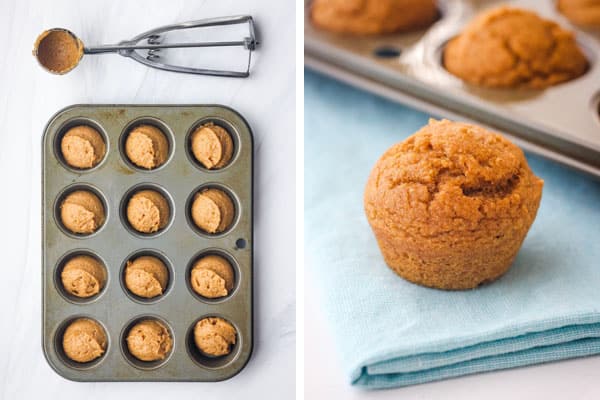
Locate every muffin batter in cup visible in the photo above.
<box><xmin>311</xmin><ymin>0</ymin><xmax>438</xmax><ymax>35</ymax></box>
<box><xmin>190</xmin><ymin>255</ymin><xmax>235</xmax><ymax>299</ymax></box>
<box><xmin>126</xmin><ymin>189</ymin><xmax>170</xmax><ymax>234</ymax></box>
<box><xmin>62</xmin><ymin>318</ymin><xmax>107</xmax><ymax>363</ymax></box>
<box><xmin>61</xmin><ymin>125</ymin><xmax>106</xmax><ymax>169</ymax></box>
<box><xmin>193</xmin><ymin>317</ymin><xmax>236</xmax><ymax>357</ymax></box>
<box><xmin>124</xmin><ymin>255</ymin><xmax>169</xmax><ymax>299</ymax></box>
<box><xmin>61</xmin><ymin>255</ymin><xmax>107</xmax><ymax>298</ymax></box>
<box><xmin>60</xmin><ymin>190</ymin><xmax>105</xmax><ymax>234</ymax></box>
<box><xmin>443</xmin><ymin>6</ymin><xmax>588</xmax><ymax>89</ymax></box>
<box><xmin>126</xmin><ymin>319</ymin><xmax>172</xmax><ymax>362</ymax></box>
<box><xmin>190</xmin><ymin>122</ymin><xmax>234</xmax><ymax>170</ymax></box>
<box><xmin>190</xmin><ymin>188</ymin><xmax>235</xmax><ymax>234</ymax></box>
<box><xmin>125</xmin><ymin>125</ymin><xmax>169</xmax><ymax>170</ymax></box>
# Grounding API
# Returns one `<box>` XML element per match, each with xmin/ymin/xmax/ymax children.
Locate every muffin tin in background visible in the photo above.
<box><xmin>42</xmin><ymin>105</ymin><xmax>253</xmax><ymax>381</ymax></box>
<box><xmin>305</xmin><ymin>0</ymin><xmax>600</xmax><ymax>178</ymax></box>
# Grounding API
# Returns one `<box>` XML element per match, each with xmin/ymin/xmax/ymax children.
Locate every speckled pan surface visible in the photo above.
<box><xmin>42</xmin><ymin>104</ymin><xmax>253</xmax><ymax>381</ymax></box>
<box><xmin>305</xmin><ymin>0</ymin><xmax>600</xmax><ymax>178</ymax></box>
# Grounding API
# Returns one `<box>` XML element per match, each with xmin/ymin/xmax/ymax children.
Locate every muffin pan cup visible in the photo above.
<box><xmin>305</xmin><ymin>0</ymin><xmax>600</xmax><ymax>178</ymax></box>
<box><xmin>42</xmin><ymin>105</ymin><xmax>253</xmax><ymax>381</ymax></box>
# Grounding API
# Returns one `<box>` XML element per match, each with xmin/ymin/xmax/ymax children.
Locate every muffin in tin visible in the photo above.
<box><xmin>558</xmin><ymin>0</ymin><xmax>600</xmax><ymax>28</ymax></box>
<box><xmin>124</xmin><ymin>125</ymin><xmax>169</xmax><ymax>170</ymax></box>
<box><xmin>311</xmin><ymin>0</ymin><xmax>438</xmax><ymax>35</ymax></box>
<box><xmin>444</xmin><ymin>6</ymin><xmax>588</xmax><ymax>89</ymax></box>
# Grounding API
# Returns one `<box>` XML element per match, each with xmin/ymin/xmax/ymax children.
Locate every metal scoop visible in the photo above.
<box><xmin>33</xmin><ymin>15</ymin><xmax>258</xmax><ymax>77</ymax></box>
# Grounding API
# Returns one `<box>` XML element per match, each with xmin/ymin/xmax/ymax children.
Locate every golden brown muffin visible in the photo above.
<box><xmin>126</xmin><ymin>190</ymin><xmax>170</xmax><ymax>233</ymax></box>
<box><xmin>125</xmin><ymin>125</ymin><xmax>169</xmax><ymax>169</ymax></box>
<box><xmin>33</xmin><ymin>29</ymin><xmax>83</xmax><ymax>74</ymax></box>
<box><xmin>190</xmin><ymin>255</ymin><xmax>235</xmax><ymax>299</ymax></box>
<box><xmin>558</xmin><ymin>0</ymin><xmax>600</xmax><ymax>27</ymax></box>
<box><xmin>61</xmin><ymin>255</ymin><xmax>107</xmax><ymax>298</ymax></box>
<box><xmin>191</xmin><ymin>188</ymin><xmax>235</xmax><ymax>234</ymax></box>
<box><xmin>364</xmin><ymin>119</ymin><xmax>543</xmax><ymax>290</ymax></box>
<box><xmin>190</xmin><ymin>123</ymin><xmax>234</xmax><ymax>169</ymax></box>
<box><xmin>61</xmin><ymin>125</ymin><xmax>106</xmax><ymax>169</ymax></box>
<box><xmin>311</xmin><ymin>0</ymin><xmax>438</xmax><ymax>35</ymax></box>
<box><xmin>194</xmin><ymin>317</ymin><xmax>236</xmax><ymax>357</ymax></box>
<box><xmin>126</xmin><ymin>320</ymin><xmax>172</xmax><ymax>362</ymax></box>
<box><xmin>60</xmin><ymin>190</ymin><xmax>105</xmax><ymax>234</ymax></box>
<box><xmin>125</xmin><ymin>256</ymin><xmax>169</xmax><ymax>298</ymax></box>
<box><xmin>444</xmin><ymin>7</ymin><xmax>588</xmax><ymax>89</ymax></box>
<box><xmin>62</xmin><ymin>318</ymin><xmax>107</xmax><ymax>363</ymax></box>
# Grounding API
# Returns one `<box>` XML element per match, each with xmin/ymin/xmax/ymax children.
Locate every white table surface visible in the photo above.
<box><xmin>0</xmin><ymin>0</ymin><xmax>295</xmax><ymax>398</ymax></box>
<box><xmin>305</xmin><ymin>256</ymin><xmax>600</xmax><ymax>399</ymax></box>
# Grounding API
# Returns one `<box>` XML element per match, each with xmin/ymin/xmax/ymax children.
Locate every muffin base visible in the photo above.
<box><xmin>373</xmin><ymin>227</ymin><xmax>526</xmax><ymax>290</ymax></box>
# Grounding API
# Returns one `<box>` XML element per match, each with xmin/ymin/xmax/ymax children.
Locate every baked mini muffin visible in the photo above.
<box><xmin>190</xmin><ymin>255</ymin><xmax>235</xmax><ymax>299</ymax></box>
<box><xmin>61</xmin><ymin>255</ymin><xmax>107</xmax><ymax>298</ymax></box>
<box><xmin>62</xmin><ymin>318</ymin><xmax>107</xmax><ymax>363</ymax></box>
<box><xmin>194</xmin><ymin>317</ymin><xmax>236</xmax><ymax>357</ymax></box>
<box><xmin>311</xmin><ymin>0</ymin><xmax>438</xmax><ymax>35</ymax></box>
<box><xmin>444</xmin><ymin>7</ymin><xmax>588</xmax><ymax>89</ymax></box>
<box><xmin>126</xmin><ymin>189</ymin><xmax>170</xmax><ymax>233</ymax></box>
<box><xmin>364</xmin><ymin>119</ymin><xmax>543</xmax><ymax>290</ymax></box>
<box><xmin>190</xmin><ymin>123</ymin><xmax>234</xmax><ymax>169</ymax></box>
<box><xmin>125</xmin><ymin>125</ymin><xmax>169</xmax><ymax>169</ymax></box>
<box><xmin>124</xmin><ymin>255</ymin><xmax>169</xmax><ymax>298</ymax></box>
<box><xmin>126</xmin><ymin>319</ymin><xmax>172</xmax><ymax>362</ymax></box>
<box><xmin>61</xmin><ymin>125</ymin><xmax>106</xmax><ymax>169</ymax></box>
<box><xmin>190</xmin><ymin>188</ymin><xmax>235</xmax><ymax>234</ymax></box>
<box><xmin>60</xmin><ymin>190</ymin><xmax>105</xmax><ymax>234</ymax></box>
<box><xmin>558</xmin><ymin>0</ymin><xmax>600</xmax><ymax>28</ymax></box>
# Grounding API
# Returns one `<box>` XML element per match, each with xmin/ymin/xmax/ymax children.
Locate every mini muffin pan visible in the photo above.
<box><xmin>305</xmin><ymin>0</ymin><xmax>600</xmax><ymax>178</ymax></box>
<box><xmin>42</xmin><ymin>105</ymin><xmax>253</xmax><ymax>381</ymax></box>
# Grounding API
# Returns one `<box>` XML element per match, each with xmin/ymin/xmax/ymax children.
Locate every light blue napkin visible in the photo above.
<box><xmin>304</xmin><ymin>69</ymin><xmax>600</xmax><ymax>389</ymax></box>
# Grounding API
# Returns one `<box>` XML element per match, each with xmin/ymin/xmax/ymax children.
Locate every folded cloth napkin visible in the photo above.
<box><xmin>304</xmin><ymin>70</ymin><xmax>600</xmax><ymax>389</ymax></box>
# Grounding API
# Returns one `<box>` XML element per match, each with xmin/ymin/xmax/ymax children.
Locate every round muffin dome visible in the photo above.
<box><xmin>444</xmin><ymin>6</ymin><xmax>588</xmax><ymax>89</ymax></box>
<box><xmin>311</xmin><ymin>0</ymin><xmax>438</xmax><ymax>36</ymax></box>
<box><xmin>364</xmin><ymin>119</ymin><xmax>543</xmax><ymax>290</ymax></box>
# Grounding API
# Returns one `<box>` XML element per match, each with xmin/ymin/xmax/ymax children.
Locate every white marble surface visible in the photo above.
<box><xmin>0</xmin><ymin>0</ymin><xmax>295</xmax><ymax>398</ymax></box>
